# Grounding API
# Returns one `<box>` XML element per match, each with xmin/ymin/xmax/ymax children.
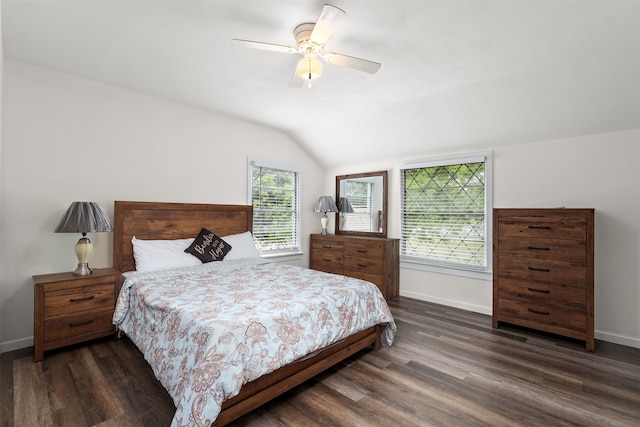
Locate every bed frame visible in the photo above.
<box><xmin>113</xmin><ymin>201</ymin><xmax>383</xmax><ymax>426</ymax></box>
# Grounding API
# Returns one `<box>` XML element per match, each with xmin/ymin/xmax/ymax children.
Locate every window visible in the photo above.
<box><xmin>400</xmin><ymin>152</ymin><xmax>492</xmax><ymax>277</ymax></box>
<box><xmin>248</xmin><ymin>157</ymin><xmax>301</xmax><ymax>256</ymax></box>
<box><xmin>343</xmin><ymin>180</ymin><xmax>373</xmax><ymax>232</ymax></box>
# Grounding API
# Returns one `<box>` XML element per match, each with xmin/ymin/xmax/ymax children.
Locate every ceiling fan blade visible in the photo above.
<box><xmin>310</xmin><ymin>4</ymin><xmax>346</xmax><ymax>45</ymax></box>
<box><xmin>231</xmin><ymin>39</ymin><xmax>298</xmax><ymax>54</ymax></box>
<box><xmin>324</xmin><ymin>52</ymin><xmax>381</xmax><ymax>74</ymax></box>
<box><xmin>288</xmin><ymin>68</ymin><xmax>305</xmax><ymax>88</ymax></box>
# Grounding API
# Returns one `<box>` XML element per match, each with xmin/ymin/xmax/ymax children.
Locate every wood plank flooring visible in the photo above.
<box><xmin>2</xmin><ymin>297</ymin><xmax>639</xmax><ymax>426</ymax></box>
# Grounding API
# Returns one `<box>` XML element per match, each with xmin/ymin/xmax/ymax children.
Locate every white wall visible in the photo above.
<box><xmin>0</xmin><ymin>4</ymin><xmax>4</xmax><ymax>352</ymax></box>
<box><xmin>0</xmin><ymin>61</ymin><xmax>325</xmax><ymax>352</ymax></box>
<box><xmin>327</xmin><ymin>129</ymin><xmax>640</xmax><ymax>348</ymax></box>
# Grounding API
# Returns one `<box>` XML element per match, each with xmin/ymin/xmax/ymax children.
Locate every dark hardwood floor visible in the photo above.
<box><xmin>2</xmin><ymin>297</ymin><xmax>639</xmax><ymax>426</ymax></box>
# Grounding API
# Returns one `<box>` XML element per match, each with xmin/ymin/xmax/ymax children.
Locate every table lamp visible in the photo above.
<box><xmin>313</xmin><ymin>196</ymin><xmax>338</xmax><ymax>235</ymax></box>
<box><xmin>55</xmin><ymin>202</ymin><xmax>112</xmax><ymax>275</ymax></box>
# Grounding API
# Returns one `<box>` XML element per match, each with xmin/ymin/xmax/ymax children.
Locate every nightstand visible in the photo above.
<box><xmin>33</xmin><ymin>268</ymin><xmax>122</xmax><ymax>361</ymax></box>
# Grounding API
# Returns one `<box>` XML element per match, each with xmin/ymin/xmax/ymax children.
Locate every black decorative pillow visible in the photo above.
<box><xmin>184</xmin><ymin>228</ymin><xmax>232</xmax><ymax>263</ymax></box>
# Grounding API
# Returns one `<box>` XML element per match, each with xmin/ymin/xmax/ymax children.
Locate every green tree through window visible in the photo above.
<box><xmin>251</xmin><ymin>161</ymin><xmax>300</xmax><ymax>254</ymax></box>
<box><xmin>400</xmin><ymin>153</ymin><xmax>491</xmax><ymax>273</ymax></box>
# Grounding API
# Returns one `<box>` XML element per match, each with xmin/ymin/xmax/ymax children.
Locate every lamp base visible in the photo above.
<box><xmin>320</xmin><ymin>214</ymin><xmax>329</xmax><ymax>235</ymax></box>
<box><xmin>73</xmin><ymin>263</ymin><xmax>92</xmax><ymax>276</ymax></box>
<box><xmin>74</xmin><ymin>236</ymin><xmax>93</xmax><ymax>276</ymax></box>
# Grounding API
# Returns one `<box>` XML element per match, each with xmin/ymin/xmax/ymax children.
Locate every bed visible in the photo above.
<box><xmin>112</xmin><ymin>201</ymin><xmax>396</xmax><ymax>426</ymax></box>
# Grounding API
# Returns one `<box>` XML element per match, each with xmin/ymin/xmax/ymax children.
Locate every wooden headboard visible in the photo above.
<box><xmin>113</xmin><ymin>201</ymin><xmax>253</xmax><ymax>273</ymax></box>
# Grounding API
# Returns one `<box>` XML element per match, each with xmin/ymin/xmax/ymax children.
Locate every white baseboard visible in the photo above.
<box><xmin>398</xmin><ymin>292</ymin><xmax>640</xmax><ymax>350</ymax></box>
<box><xmin>399</xmin><ymin>290</ymin><xmax>491</xmax><ymax>315</ymax></box>
<box><xmin>0</xmin><ymin>336</ymin><xmax>33</xmax><ymax>354</ymax></box>
<box><xmin>595</xmin><ymin>330</ymin><xmax>640</xmax><ymax>349</ymax></box>
<box><xmin>3</xmin><ymin>309</ymin><xmax>638</xmax><ymax>354</ymax></box>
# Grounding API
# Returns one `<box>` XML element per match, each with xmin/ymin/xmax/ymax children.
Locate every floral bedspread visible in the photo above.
<box><xmin>113</xmin><ymin>258</ymin><xmax>396</xmax><ymax>427</ymax></box>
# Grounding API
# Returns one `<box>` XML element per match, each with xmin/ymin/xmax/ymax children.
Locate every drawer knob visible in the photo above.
<box><xmin>69</xmin><ymin>319</ymin><xmax>94</xmax><ymax>327</ymax></box>
<box><xmin>69</xmin><ymin>295</ymin><xmax>95</xmax><ymax>303</ymax></box>
<box><xmin>357</xmin><ymin>263</ymin><xmax>368</xmax><ymax>268</ymax></box>
<box><xmin>322</xmin><ymin>258</ymin><xmax>332</xmax><ymax>262</ymax></box>
<box><xmin>357</xmin><ymin>249</ymin><xmax>368</xmax><ymax>253</ymax></box>
<box><xmin>528</xmin><ymin>267</ymin><xmax>550</xmax><ymax>272</ymax></box>
<box><xmin>527</xmin><ymin>308</ymin><xmax>550</xmax><ymax>316</ymax></box>
<box><xmin>528</xmin><ymin>225</ymin><xmax>551</xmax><ymax>229</ymax></box>
<box><xmin>528</xmin><ymin>246</ymin><xmax>550</xmax><ymax>251</ymax></box>
<box><xmin>527</xmin><ymin>287</ymin><xmax>550</xmax><ymax>294</ymax></box>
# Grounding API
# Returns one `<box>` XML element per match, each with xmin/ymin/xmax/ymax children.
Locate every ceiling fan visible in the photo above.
<box><xmin>231</xmin><ymin>4</ymin><xmax>381</xmax><ymax>87</ymax></box>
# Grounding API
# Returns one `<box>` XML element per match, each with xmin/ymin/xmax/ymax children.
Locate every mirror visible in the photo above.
<box><xmin>335</xmin><ymin>170</ymin><xmax>388</xmax><ymax>238</ymax></box>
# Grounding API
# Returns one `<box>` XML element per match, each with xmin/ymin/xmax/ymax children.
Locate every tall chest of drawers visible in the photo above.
<box><xmin>310</xmin><ymin>234</ymin><xmax>399</xmax><ymax>300</ymax></box>
<box><xmin>492</xmin><ymin>208</ymin><xmax>595</xmax><ymax>351</ymax></box>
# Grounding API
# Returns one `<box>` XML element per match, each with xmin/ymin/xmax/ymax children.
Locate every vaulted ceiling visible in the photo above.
<box><xmin>3</xmin><ymin>1</ymin><xmax>639</xmax><ymax>167</ymax></box>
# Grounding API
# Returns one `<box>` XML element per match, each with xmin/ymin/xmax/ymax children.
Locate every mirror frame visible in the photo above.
<box><xmin>335</xmin><ymin>170</ymin><xmax>388</xmax><ymax>238</ymax></box>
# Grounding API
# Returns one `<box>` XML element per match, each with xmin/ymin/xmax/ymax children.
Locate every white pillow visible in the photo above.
<box><xmin>221</xmin><ymin>231</ymin><xmax>261</xmax><ymax>260</ymax></box>
<box><xmin>131</xmin><ymin>236</ymin><xmax>202</xmax><ymax>272</ymax></box>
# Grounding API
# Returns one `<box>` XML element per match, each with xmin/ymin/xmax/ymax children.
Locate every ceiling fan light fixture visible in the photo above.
<box><xmin>232</xmin><ymin>4</ymin><xmax>380</xmax><ymax>86</ymax></box>
<box><xmin>296</xmin><ymin>57</ymin><xmax>323</xmax><ymax>81</ymax></box>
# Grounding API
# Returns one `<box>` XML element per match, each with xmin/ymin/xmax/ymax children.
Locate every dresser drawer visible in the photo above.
<box><xmin>498</xmin><ymin>256</ymin><xmax>586</xmax><ymax>286</ymax></box>
<box><xmin>343</xmin><ymin>256</ymin><xmax>383</xmax><ymax>275</ymax></box>
<box><xmin>312</xmin><ymin>240</ymin><xmax>344</xmax><ymax>253</ymax></box>
<box><xmin>310</xmin><ymin>234</ymin><xmax>399</xmax><ymax>301</ymax></box>
<box><xmin>43</xmin><ymin>309</ymin><xmax>114</xmax><ymax>343</ymax></box>
<box><xmin>311</xmin><ymin>241</ymin><xmax>343</xmax><ymax>274</ymax></box>
<box><xmin>498</xmin><ymin>215</ymin><xmax>586</xmax><ymax>240</ymax></box>
<box><xmin>44</xmin><ymin>283</ymin><xmax>115</xmax><ymax>317</ymax></box>
<box><xmin>497</xmin><ymin>238</ymin><xmax>586</xmax><ymax>264</ymax></box>
<box><xmin>343</xmin><ymin>242</ymin><xmax>384</xmax><ymax>259</ymax></box>
<box><xmin>347</xmin><ymin>270</ymin><xmax>383</xmax><ymax>292</ymax></box>
<box><xmin>497</xmin><ymin>278</ymin><xmax>586</xmax><ymax>309</ymax></box>
<box><xmin>497</xmin><ymin>298</ymin><xmax>587</xmax><ymax>334</ymax></box>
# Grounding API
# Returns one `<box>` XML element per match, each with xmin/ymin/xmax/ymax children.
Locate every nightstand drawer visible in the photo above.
<box><xmin>44</xmin><ymin>309</ymin><xmax>114</xmax><ymax>343</ymax></box>
<box><xmin>45</xmin><ymin>283</ymin><xmax>115</xmax><ymax>317</ymax></box>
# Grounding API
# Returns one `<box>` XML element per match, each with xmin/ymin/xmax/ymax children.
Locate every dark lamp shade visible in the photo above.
<box><xmin>338</xmin><ymin>197</ymin><xmax>355</xmax><ymax>213</ymax></box>
<box><xmin>55</xmin><ymin>202</ymin><xmax>112</xmax><ymax>276</ymax></box>
<box><xmin>55</xmin><ymin>202</ymin><xmax>112</xmax><ymax>234</ymax></box>
<box><xmin>313</xmin><ymin>196</ymin><xmax>338</xmax><ymax>214</ymax></box>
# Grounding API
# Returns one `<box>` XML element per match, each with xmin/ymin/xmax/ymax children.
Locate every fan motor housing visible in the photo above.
<box><xmin>294</xmin><ymin>23</ymin><xmax>317</xmax><ymax>52</ymax></box>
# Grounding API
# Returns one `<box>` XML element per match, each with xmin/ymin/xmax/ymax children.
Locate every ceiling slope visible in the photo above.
<box><xmin>3</xmin><ymin>0</ymin><xmax>639</xmax><ymax>167</ymax></box>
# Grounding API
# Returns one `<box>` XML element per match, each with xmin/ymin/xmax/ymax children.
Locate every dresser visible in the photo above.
<box><xmin>310</xmin><ymin>234</ymin><xmax>399</xmax><ymax>300</ymax></box>
<box><xmin>33</xmin><ymin>268</ymin><xmax>122</xmax><ymax>361</ymax></box>
<box><xmin>492</xmin><ymin>209</ymin><xmax>594</xmax><ymax>351</ymax></box>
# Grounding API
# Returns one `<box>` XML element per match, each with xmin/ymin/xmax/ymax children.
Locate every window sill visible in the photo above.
<box><xmin>260</xmin><ymin>251</ymin><xmax>304</xmax><ymax>262</ymax></box>
<box><xmin>400</xmin><ymin>258</ymin><xmax>492</xmax><ymax>281</ymax></box>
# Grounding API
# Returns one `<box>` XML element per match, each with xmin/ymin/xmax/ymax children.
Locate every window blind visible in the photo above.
<box><xmin>250</xmin><ymin>160</ymin><xmax>300</xmax><ymax>253</ymax></box>
<box><xmin>400</xmin><ymin>153</ymin><xmax>491</xmax><ymax>271</ymax></box>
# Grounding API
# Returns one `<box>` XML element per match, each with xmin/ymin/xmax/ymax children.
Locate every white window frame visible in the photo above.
<box><xmin>399</xmin><ymin>152</ymin><xmax>493</xmax><ymax>280</ymax></box>
<box><xmin>247</xmin><ymin>157</ymin><xmax>302</xmax><ymax>259</ymax></box>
